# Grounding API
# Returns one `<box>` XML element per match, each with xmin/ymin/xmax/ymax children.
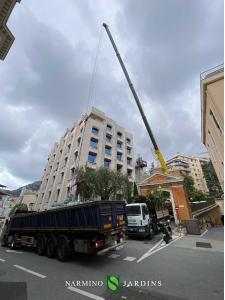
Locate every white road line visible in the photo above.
<box><xmin>137</xmin><ymin>235</ymin><xmax>184</xmax><ymax>263</ymax></box>
<box><xmin>67</xmin><ymin>286</ymin><xmax>105</xmax><ymax>300</ymax></box>
<box><xmin>0</xmin><ymin>258</ymin><xmax>6</xmax><ymax>262</ymax></box>
<box><xmin>13</xmin><ymin>265</ymin><xmax>46</xmax><ymax>279</ymax></box>
<box><xmin>200</xmin><ymin>229</ymin><xmax>208</xmax><ymax>237</ymax></box>
<box><xmin>6</xmin><ymin>250</ymin><xmax>23</xmax><ymax>254</ymax></box>
<box><xmin>123</xmin><ymin>256</ymin><xmax>136</xmax><ymax>262</ymax></box>
<box><xmin>108</xmin><ymin>254</ymin><xmax>120</xmax><ymax>259</ymax></box>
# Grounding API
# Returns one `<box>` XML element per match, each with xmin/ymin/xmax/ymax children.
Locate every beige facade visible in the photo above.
<box><xmin>20</xmin><ymin>191</ymin><xmax>37</xmax><ymax>211</ymax></box>
<box><xmin>35</xmin><ymin>107</ymin><xmax>134</xmax><ymax>211</ymax></box>
<box><xmin>201</xmin><ymin>64</ymin><xmax>224</xmax><ymax>190</ymax></box>
<box><xmin>166</xmin><ymin>154</ymin><xmax>209</xmax><ymax>193</ymax></box>
<box><xmin>0</xmin><ymin>0</ymin><xmax>21</xmax><ymax>60</ymax></box>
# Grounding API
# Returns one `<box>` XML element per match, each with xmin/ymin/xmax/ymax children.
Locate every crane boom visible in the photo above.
<box><xmin>102</xmin><ymin>23</ymin><xmax>168</xmax><ymax>174</ymax></box>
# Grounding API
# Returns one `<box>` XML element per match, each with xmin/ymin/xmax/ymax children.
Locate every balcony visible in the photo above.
<box><xmin>200</xmin><ymin>64</ymin><xmax>224</xmax><ymax>80</ymax></box>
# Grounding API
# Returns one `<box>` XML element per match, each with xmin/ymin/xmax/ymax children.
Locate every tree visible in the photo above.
<box><xmin>182</xmin><ymin>172</ymin><xmax>215</xmax><ymax>204</ymax></box>
<box><xmin>182</xmin><ymin>174</ymin><xmax>195</xmax><ymax>199</ymax></box>
<box><xmin>148</xmin><ymin>190</ymin><xmax>169</xmax><ymax>211</ymax></box>
<box><xmin>75</xmin><ymin>167</ymin><xmax>131</xmax><ymax>201</ymax></box>
<box><xmin>201</xmin><ymin>161</ymin><xmax>223</xmax><ymax>198</ymax></box>
<box><xmin>9</xmin><ymin>203</ymin><xmax>28</xmax><ymax>217</ymax></box>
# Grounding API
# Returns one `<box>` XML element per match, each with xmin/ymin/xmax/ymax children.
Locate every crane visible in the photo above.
<box><xmin>102</xmin><ymin>23</ymin><xmax>168</xmax><ymax>174</ymax></box>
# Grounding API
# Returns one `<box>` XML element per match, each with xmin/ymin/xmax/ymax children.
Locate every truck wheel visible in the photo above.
<box><xmin>11</xmin><ymin>236</ymin><xmax>17</xmax><ymax>249</ymax></box>
<box><xmin>56</xmin><ymin>237</ymin><xmax>71</xmax><ymax>262</ymax></box>
<box><xmin>46</xmin><ymin>237</ymin><xmax>56</xmax><ymax>258</ymax></box>
<box><xmin>37</xmin><ymin>236</ymin><xmax>46</xmax><ymax>256</ymax></box>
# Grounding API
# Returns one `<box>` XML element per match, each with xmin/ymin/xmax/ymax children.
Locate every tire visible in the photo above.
<box><xmin>46</xmin><ymin>237</ymin><xmax>56</xmax><ymax>258</ymax></box>
<box><xmin>56</xmin><ymin>237</ymin><xmax>71</xmax><ymax>262</ymax></box>
<box><xmin>37</xmin><ymin>235</ymin><xmax>46</xmax><ymax>256</ymax></box>
<box><xmin>11</xmin><ymin>236</ymin><xmax>17</xmax><ymax>249</ymax></box>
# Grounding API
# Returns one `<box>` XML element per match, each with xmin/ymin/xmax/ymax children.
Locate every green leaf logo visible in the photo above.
<box><xmin>107</xmin><ymin>275</ymin><xmax>120</xmax><ymax>292</ymax></box>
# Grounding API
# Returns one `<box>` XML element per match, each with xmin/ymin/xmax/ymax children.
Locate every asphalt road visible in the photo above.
<box><xmin>0</xmin><ymin>227</ymin><xmax>223</xmax><ymax>300</ymax></box>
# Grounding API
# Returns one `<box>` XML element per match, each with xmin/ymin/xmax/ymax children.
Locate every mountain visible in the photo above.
<box><xmin>5</xmin><ymin>181</ymin><xmax>41</xmax><ymax>197</ymax></box>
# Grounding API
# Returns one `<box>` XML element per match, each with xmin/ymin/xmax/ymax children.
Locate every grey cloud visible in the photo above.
<box><xmin>0</xmin><ymin>0</ymin><xmax>223</xmax><ymax>188</ymax></box>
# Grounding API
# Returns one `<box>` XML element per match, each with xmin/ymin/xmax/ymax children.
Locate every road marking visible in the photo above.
<box><xmin>6</xmin><ymin>250</ymin><xmax>23</xmax><ymax>254</ymax></box>
<box><xmin>108</xmin><ymin>254</ymin><xmax>120</xmax><ymax>259</ymax></box>
<box><xmin>123</xmin><ymin>256</ymin><xmax>136</xmax><ymax>262</ymax></box>
<box><xmin>137</xmin><ymin>235</ymin><xmax>184</xmax><ymax>263</ymax></box>
<box><xmin>67</xmin><ymin>286</ymin><xmax>105</xmax><ymax>300</ymax></box>
<box><xmin>0</xmin><ymin>258</ymin><xmax>6</xmax><ymax>262</ymax></box>
<box><xmin>13</xmin><ymin>265</ymin><xmax>46</xmax><ymax>278</ymax></box>
<box><xmin>200</xmin><ymin>229</ymin><xmax>208</xmax><ymax>237</ymax></box>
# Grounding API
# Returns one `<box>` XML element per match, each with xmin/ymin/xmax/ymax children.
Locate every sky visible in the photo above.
<box><xmin>0</xmin><ymin>0</ymin><xmax>223</xmax><ymax>189</ymax></box>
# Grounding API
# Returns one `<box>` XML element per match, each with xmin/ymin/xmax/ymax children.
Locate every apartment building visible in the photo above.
<box><xmin>0</xmin><ymin>0</ymin><xmax>21</xmax><ymax>60</ymax></box>
<box><xmin>166</xmin><ymin>154</ymin><xmax>209</xmax><ymax>193</ymax></box>
<box><xmin>201</xmin><ymin>64</ymin><xmax>224</xmax><ymax>190</ymax></box>
<box><xmin>35</xmin><ymin>107</ymin><xmax>134</xmax><ymax>211</ymax></box>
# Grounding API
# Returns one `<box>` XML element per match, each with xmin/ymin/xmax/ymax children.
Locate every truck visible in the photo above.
<box><xmin>125</xmin><ymin>202</ymin><xmax>153</xmax><ymax>239</ymax></box>
<box><xmin>125</xmin><ymin>199</ymin><xmax>170</xmax><ymax>239</ymax></box>
<box><xmin>1</xmin><ymin>200</ymin><xmax>127</xmax><ymax>261</ymax></box>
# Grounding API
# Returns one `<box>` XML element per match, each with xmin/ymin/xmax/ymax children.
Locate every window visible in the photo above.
<box><xmin>106</xmin><ymin>124</ymin><xmax>112</xmax><ymax>132</ymax></box>
<box><xmin>142</xmin><ymin>205</ymin><xmax>148</xmax><ymax>216</ymax></box>
<box><xmin>90</xmin><ymin>138</ymin><xmax>98</xmax><ymax>149</ymax></box>
<box><xmin>53</xmin><ymin>176</ymin><xmax>55</xmax><ymax>182</ymax></box>
<box><xmin>117</xmin><ymin>153</ymin><xmax>122</xmax><ymax>161</ymax></box>
<box><xmin>106</xmin><ymin>134</ymin><xmax>112</xmax><ymax>143</ymax></box>
<box><xmin>117</xmin><ymin>132</ymin><xmax>122</xmax><ymax>139</ymax></box>
<box><xmin>77</xmin><ymin>137</ymin><xmax>81</xmax><ymax>146</ymax></box>
<box><xmin>56</xmin><ymin>189</ymin><xmax>60</xmax><ymax>201</ymax></box>
<box><xmin>117</xmin><ymin>142</ymin><xmax>122</xmax><ymax>149</ymax></box>
<box><xmin>104</xmin><ymin>159</ymin><xmax>111</xmax><ymax>168</ymax></box>
<box><xmin>64</xmin><ymin>157</ymin><xmax>68</xmax><ymax>166</ymax></box>
<box><xmin>75</xmin><ymin>151</ymin><xmax>78</xmax><ymax>161</ymax></box>
<box><xmin>126</xmin><ymin>205</ymin><xmax>140</xmax><ymax>216</ymax></box>
<box><xmin>127</xmin><ymin>147</ymin><xmax>131</xmax><ymax>155</ymax></box>
<box><xmin>88</xmin><ymin>152</ymin><xmax>97</xmax><ymax>164</ymax></box>
<box><xmin>210</xmin><ymin>110</ymin><xmax>222</xmax><ymax>134</ymax></box>
<box><xmin>67</xmin><ymin>187</ymin><xmax>70</xmax><ymax>198</ymax></box>
<box><xmin>92</xmin><ymin>127</ymin><xmax>99</xmax><ymax>136</ymax></box>
<box><xmin>117</xmin><ymin>165</ymin><xmax>123</xmax><ymax>172</ymax></box>
<box><xmin>127</xmin><ymin>158</ymin><xmax>132</xmax><ymax>165</ymax></box>
<box><xmin>127</xmin><ymin>169</ymin><xmax>132</xmax><ymax>178</ymax></box>
<box><xmin>71</xmin><ymin>168</ymin><xmax>75</xmax><ymax>177</ymax></box>
<box><xmin>126</xmin><ymin>138</ymin><xmax>131</xmax><ymax>144</ymax></box>
<box><xmin>48</xmin><ymin>191</ymin><xmax>51</xmax><ymax>199</ymax></box>
<box><xmin>105</xmin><ymin>146</ymin><xmax>112</xmax><ymax>155</ymax></box>
<box><xmin>68</xmin><ymin>144</ymin><xmax>71</xmax><ymax>151</ymax></box>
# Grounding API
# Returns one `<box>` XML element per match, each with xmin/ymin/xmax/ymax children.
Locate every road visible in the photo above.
<box><xmin>0</xmin><ymin>227</ymin><xmax>223</xmax><ymax>300</ymax></box>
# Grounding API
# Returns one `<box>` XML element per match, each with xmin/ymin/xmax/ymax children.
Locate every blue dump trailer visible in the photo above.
<box><xmin>1</xmin><ymin>200</ymin><xmax>127</xmax><ymax>261</ymax></box>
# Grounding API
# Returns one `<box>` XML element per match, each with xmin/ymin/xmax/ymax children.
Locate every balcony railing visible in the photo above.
<box><xmin>200</xmin><ymin>64</ymin><xmax>224</xmax><ymax>80</ymax></box>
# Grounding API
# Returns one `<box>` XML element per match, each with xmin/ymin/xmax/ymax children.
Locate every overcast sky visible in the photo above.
<box><xmin>0</xmin><ymin>0</ymin><xmax>223</xmax><ymax>189</ymax></box>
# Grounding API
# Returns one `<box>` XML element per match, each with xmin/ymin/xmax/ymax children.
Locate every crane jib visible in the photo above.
<box><xmin>102</xmin><ymin>23</ymin><xmax>168</xmax><ymax>174</ymax></box>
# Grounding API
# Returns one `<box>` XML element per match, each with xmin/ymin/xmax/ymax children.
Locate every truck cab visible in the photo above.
<box><xmin>125</xmin><ymin>203</ymin><xmax>152</xmax><ymax>239</ymax></box>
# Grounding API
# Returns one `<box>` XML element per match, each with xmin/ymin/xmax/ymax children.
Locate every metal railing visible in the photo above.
<box><xmin>200</xmin><ymin>64</ymin><xmax>224</xmax><ymax>80</ymax></box>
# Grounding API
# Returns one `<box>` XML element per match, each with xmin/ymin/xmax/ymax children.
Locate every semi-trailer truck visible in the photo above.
<box><xmin>1</xmin><ymin>200</ymin><xmax>127</xmax><ymax>261</ymax></box>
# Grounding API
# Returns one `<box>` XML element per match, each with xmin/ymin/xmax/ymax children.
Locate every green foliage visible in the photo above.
<box><xmin>9</xmin><ymin>203</ymin><xmax>28</xmax><ymax>217</ymax></box>
<box><xmin>75</xmin><ymin>166</ymin><xmax>131</xmax><ymax>201</ymax></box>
<box><xmin>182</xmin><ymin>172</ymin><xmax>215</xmax><ymax>204</ymax></box>
<box><xmin>147</xmin><ymin>190</ymin><xmax>170</xmax><ymax>211</ymax></box>
<box><xmin>182</xmin><ymin>174</ymin><xmax>195</xmax><ymax>198</ymax></box>
<box><xmin>201</xmin><ymin>161</ymin><xmax>223</xmax><ymax>198</ymax></box>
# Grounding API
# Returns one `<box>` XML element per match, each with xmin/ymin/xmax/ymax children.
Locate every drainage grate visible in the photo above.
<box><xmin>196</xmin><ymin>242</ymin><xmax>212</xmax><ymax>248</ymax></box>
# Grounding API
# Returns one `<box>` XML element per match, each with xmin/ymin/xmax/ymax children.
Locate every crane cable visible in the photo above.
<box><xmin>86</xmin><ymin>27</ymin><xmax>103</xmax><ymax>112</ymax></box>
